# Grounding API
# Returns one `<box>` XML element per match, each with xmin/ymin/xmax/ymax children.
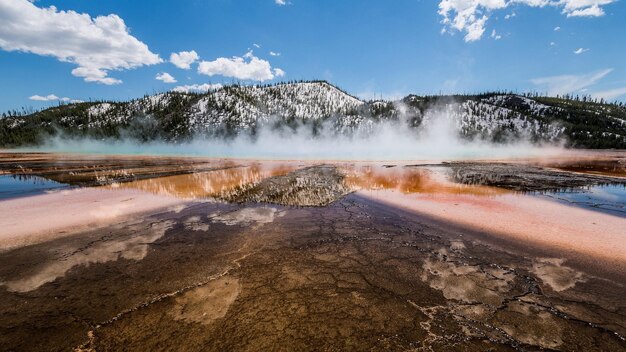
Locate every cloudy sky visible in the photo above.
<box><xmin>0</xmin><ymin>0</ymin><xmax>624</xmax><ymax>111</ymax></box>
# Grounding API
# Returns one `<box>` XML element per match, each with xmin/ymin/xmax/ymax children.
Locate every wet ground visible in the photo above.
<box><xmin>0</xmin><ymin>152</ymin><xmax>243</xmax><ymax>186</ymax></box>
<box><xmin>537</xmin><ymin>185</ymin><xmax>626</xmax><ymax>218</ymax></box>
<box><xmin>0</xmin><ymin>151</ymin><xmax>625</xmax><ymax>351</ymax></box>
<box><xmin>447</xmin><ymin>162</ymin><xmax>626</xmax><ymax>192</ymax></box>
<box><xmin>0</xmin><ymin>174</ymin><xmax>69</xmax><ymax>200</ymax></box>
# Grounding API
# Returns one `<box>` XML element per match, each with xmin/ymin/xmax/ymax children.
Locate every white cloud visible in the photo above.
<box><xmin>592</xmin><ymin>86</ymin><xmax>626</xmax><ymax>101</ymax></box>
<box><xmin>172</xmin><ymin>83</ymin><xmax>223</xmax><ymax>93</ymax></box>
<box><xmin>530</xmin><ymin>68</ymin><xmax>613</xmax><ymax>95</ymax></box>
<box><xmin>465</xmin><ymin>15</ymin><xmax>489</xmax><ymax>42</ymax></box>
<box><xmin>491</xmin><ymin>29</ymin><xmax>502</xmax><ymax>40</ymax></box>
<box><xmin>29</xmin><ymin>94</ymin><xmax>81</xmax><ymax>103</ymax></box>
<box><xmin>438</xmin><ymin>0</ymin><xmax>517</xmax><ymax>42</ymax></box>
<box><xmin>566</xmin><ymin>4</ymin><xmax>604</xmax><ymax>17</ymax></box>
<box><xmin>0</xmin><ymin>0</ymin><xmax>161</xmax><ymax>84</ymax></box>
<box><xmin>504</xmin><ymin>12</ymin><xmax>516</xmax><ymax>19</ymax></box>
<box><xmin>29</xmin><ymin>94</ymin><xmax>59</xmax><ymax>101</ymax></box>
<box><xmin>253</xmin><ymin>43</ymin><xmax>261</xmax><ymax>48</ymax></box>
<box><xmin>573</xmin><ymin>47</ymin><xmax>589</xmax><ymax>54</ymax></box>
<box><xmin>438</xmin><ymin>0</ymin><xmax>615</xmax><ymax>42</ymax></box>
<box><xmin>197</xmin><ymin>51</ymin><xmax>285</xmax><ymax>81</ymax></box>
<box><xmin>275</xmin><ymin>0</ymin><xmax>288</xmax><ymax>5</ymax></box>
<box><xmin>156</xmin><ymin>72</ymin><xmax>177</xmax><ymax>83</ymax></box>
<box><xmin>70</xmin><ymin>67</ymin><xmax>122</xmax><ymax>85</ymax></box>
<box><xmin>269</xmin><ymin>51</ymin><xmax>281</xmax><ymax>56</ymax></box>
<box><xmin>554</xmin><ymin>26</ymin><xmax>561</xmax><ymax>31</ymax></box>
<box><xmin>170</xmin><ymin>50</ymin><xmax>199</xmax><ymax>70</ymax></box>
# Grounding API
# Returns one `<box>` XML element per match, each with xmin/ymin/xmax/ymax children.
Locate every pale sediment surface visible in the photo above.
<box><xmin>2</xmin><ymin>220</ymin><xmax>175</xmax><ymax>292</ymax></box>
<box><xmin>210</xmin><ymin>207</ymin><xmax>281</xmax><ymax>226</ymax></box>
<box><xmin>170</xmin><ymin>277</ymin><xmax>241</xmax><ymax>325</ymax></box>
<box><xmin>0</xmin><ymin>187</ymin><xmax>188</xmax><ymax>251</ymax></box>
<box><xmin>358</xmin><ymin>189</ymin><xmax>626</xmax><ymax>271</ymax></box>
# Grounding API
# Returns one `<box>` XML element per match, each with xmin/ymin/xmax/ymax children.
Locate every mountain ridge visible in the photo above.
<box><xmin>1</xmin><ymin>80</ymin><xmax>625</xmax><ymax>148</ymax></box>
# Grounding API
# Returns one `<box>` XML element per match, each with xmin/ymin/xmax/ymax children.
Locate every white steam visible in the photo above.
<box><xmin>28</xmin><ymin>104</ymin><xmax>565</xmax><ymax>161</ymax></box>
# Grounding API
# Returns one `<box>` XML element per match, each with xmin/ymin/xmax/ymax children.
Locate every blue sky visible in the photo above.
<box><xmin>0</xmin><ymin>0</ymin><xmax>624</xmax><ymax>112</ymax></box>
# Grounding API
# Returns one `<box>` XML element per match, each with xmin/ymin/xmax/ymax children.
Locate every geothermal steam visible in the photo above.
<box><xmin>32</xmin><ymin>104</ymin><xmax>564</xmax><ymax>160</ymax></box>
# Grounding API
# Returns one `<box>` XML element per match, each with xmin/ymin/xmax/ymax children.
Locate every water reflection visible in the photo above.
<box><xmin>542</xmin><ymin>159</ymin><xmax>626</xmax><ymax>178</ymax></box>
<box><xmin>106</xmin><ymin>163</ymin><xmax>297</xmax><ymax>199</ymax></box>
<box><xmin>345</xmin><ymin>165</ymin><xmax>625</xmax><ymax>217</ymax></box>
<box><xmin>3</xmin><ymin>220</ymin><xmax>175</xmax><ymax>292</ymax></box>
<box><xmin>99</xmin><ymin>161</ymin><xmax>625</xmax><ymax>219</ymax></box>
<box><xmin>343</xmin><ymin>166</ymin><xmax>509</xmax><ymax>197</ymax></box>
<box><xmin>537</xmin><ymin>185</ymin><xmax>626</xmax><ymax>218</ymax></box>
<box><xmin>0</xmin><ymin>174</ymin><xmax>69</xmax><ymax>200</ymax></box>
<box><xmin>105</xmin><ymin>163</ymin><xmax>512</xmax><ymax>201</ymax></box>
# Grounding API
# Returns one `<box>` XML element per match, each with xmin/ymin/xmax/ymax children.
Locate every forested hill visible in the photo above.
<box><xmin>1</xmin><ymin>81</ymin><xmax>625</xmax><ymax>148</ymax></box>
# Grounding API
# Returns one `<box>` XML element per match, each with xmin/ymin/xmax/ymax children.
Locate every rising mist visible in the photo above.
<box><xmin>30</xmin><ymin>103</ymin><xmax>566</xmax><ymax>160</ymax></box>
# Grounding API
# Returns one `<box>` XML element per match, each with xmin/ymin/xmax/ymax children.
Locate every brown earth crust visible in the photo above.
<box><xmin>1</xmin><ymin>153</ymin><xmax>625</xmax><ymax>351</ymax></box>
<box><xmin>221</xmin><ymin>165</ymin><xmax>353</xmax><ymax>206</ymax></box>
<box><xmin>0</xmin><ymin>195</ymin><xmax>624</xmax><ymax>351</ymax></box>
<box><xmin>446</xmin><ymin>162</ymin><xmax>626</xmax><ymax>192</ymax></box>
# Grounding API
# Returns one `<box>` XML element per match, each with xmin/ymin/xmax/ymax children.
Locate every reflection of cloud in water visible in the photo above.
<box><xmin>184</xmin><ymin>216</ymin><xmax>209</xmax><ymax>232</ymax></box>
<box><xmin>587</xmin><ymin>185</ymin><xmax>624</xmax><ymax>202</ymax></box>
<box><xmin>211</xmin><ymin>207</ymin><xmax>280</xmax><ymax>226</ymax></box>
<box><xmin>531</xmin><ymin>258</ymin><xmax>585</xmax><ymax>292</ymax></box>
<box><xmin>170</xmin><ymin>276</ymin><xmax>240</xmax><ymax>325</ymax></box>
<box><xmin>89</xmin><ymin>201</ymin><xmax>134</xmax><ymax>220</ymax></box>
<box><xmin>420</xmin><ymin>257</ymin><xmax>514</xmax><ymax>306</ymax></box>
<box><xmin>169</xmin><ymin>204</ymin><xmax>188</xmax><ymax>214</ymax></box>
<box><xmin>3</xmin><ymin>220</ymin><xmax>174</xmax><ymax>293</ymax></box>
<box><xmin>499</xmin><ymin>301</ymin><xmax>564</xmax><ymax>349</ymax></box>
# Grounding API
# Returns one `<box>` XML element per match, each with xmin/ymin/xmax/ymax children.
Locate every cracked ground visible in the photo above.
<box><xmin>0</xmin><ymin>193</ymin><xmax>624</xmax><ymax>352</ymax></box>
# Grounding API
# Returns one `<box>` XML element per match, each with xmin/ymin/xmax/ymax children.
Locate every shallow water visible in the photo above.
<box><xmin>0</xmin><ymin>175</ymin><xmax>68</xmax><ymax>200</ymax></box>
<box><xmin>536</xmin><ymin>185</ymin><xmax>626</xmax><ymax>218</ymax></box>
<box><xmin>3</xmin><ymin>158</ymin><xmax>623</xmax><ymax>220</ymax></box>
<box><xmin>102</xmin><ymin>163</ymin><xmax>625</xmax><ymax>219</ymax></box>
<box><xmin>342</xmin><ymin>165</ymin><xmax>509</xmax><ymax>197</ymax></box>
<box><xmin>106</xmin><ymin>163</ymin><xmax>296</xmax><ymax>199</ymax></box>
<box><xmin>345</xmin><ymin>165</ymin><xmax>626</xmax><ymax>217</ymax></box>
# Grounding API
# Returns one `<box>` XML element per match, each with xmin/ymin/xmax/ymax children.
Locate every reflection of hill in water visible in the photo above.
<box><xmin>0</xmin><ymin>174</ymin><xmax>68</xmax><ymax>200</ymax></box>
<box><xmin>109</xmin><ymin>164</ymin><xmax>510</xmax><ymax>206</ymax></box>
<box><xmin>343</xmin><ymin>166</ymin><xmax>508</xmax><ymax>197</ymax></box>
<box><xmin>107</xmin><ymin>164</ymin><xmax>297</xmax><ymax>200</ymax></box>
